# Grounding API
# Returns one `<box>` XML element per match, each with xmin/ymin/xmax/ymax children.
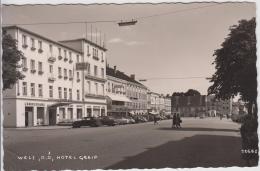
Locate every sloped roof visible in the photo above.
<box><xmin>106</xmin><ymin>66</ymin><xmax>146</xmax><ymax>88</ymax></box>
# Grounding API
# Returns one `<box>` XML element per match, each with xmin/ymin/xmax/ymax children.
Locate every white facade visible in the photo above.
<box><xmin>3</xmin><ymin>26</ymin><xmax>107</xmax><ymax>127</ymax></box>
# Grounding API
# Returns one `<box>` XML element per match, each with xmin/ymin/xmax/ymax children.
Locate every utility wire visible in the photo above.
<box><xmin>138</xmin><ymin>76</ymin><xmax>211</xmax><ymax>81</ymax></box>
<box><xmin>3</xmin><ymin>3</ymin><xmax>223</xmax><ymax>26</ymax></box>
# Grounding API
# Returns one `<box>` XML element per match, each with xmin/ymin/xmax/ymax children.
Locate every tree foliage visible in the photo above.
<box><xmin>208</xmin><ymin>18</ymin><xmax>256</xmax><ymax>114</ymax></box>
<box><xmin>172</xmin><ymin>89</ymin><xmax>201</xmax><ymax>96</ymax></box>
<box><xmin>2</xmin><ymin>30</ymin><xmax>24</xmax><ymax>90</ymax></box>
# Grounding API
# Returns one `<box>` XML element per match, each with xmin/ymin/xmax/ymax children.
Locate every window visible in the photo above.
<box><xmin>101</xmin><ymin>84</ymin><xmax>104</xmax><ymax>96</ymax></box>
<box><xmin>101</xmin><ymin>68</ymin><xmax>104</xmax><ymax>78</ymax></box>
<box><xmin>95</xmin><ymin>83</ymin><xmax>98</xmax><ymax>95</ymax></box>
<box><xmin>87</xmin><ymin>45</ymin><xmax>89</xmax><ymax>54</ymax></box>
<box><xmin>94</xmin><ymin>65</ymin><xmax>98</xmax><ymax>76</ymax></box>
<box><xmin>38</xmin><ymin>84</ymin><xmax>43</xmax><ymax>97</ymax></box>
<box><xmin>49</xmin><ymin>86</ymin><xmax>53</xmax><ymax>98</ymax></box>
<box><xmin>30</xmin><ymin>60</ymin><xmax>35</xmax><ymax>70</ymax></box>
<box><xmin>64</xmin><ymin>50</ymin><xmax>67</xmax><ymax>58</ymax></box>
<box><xmin>49</xmin><ymin>44</ymin><xmax>53</xmax><ymax>54</ymax></box>
<box><xmin>58</xmin><ymin>87</ymin><xmax>62</xmax><ymax>99</ymax></box>
<box><xmin>57</xmin><ymin>48</ymin><xmax>61</xmax><ymax>56</ymax></box>
<box><xmin>31</xmin><ymin>38</ymin><xmax>35</xmax><ymax>48</ymax></box>
<box><xmin>49</xmin><ymin>65</ymin><xmax>53</xmax><ymax>73</ymax></box>
<box><xmin>22</xmin><ymin>35</ymin><xmax>27</xmax><ymax>46</ymax></box>
<box><xmin>87</xmin><ymin>81</ymin><xmax>91</xmax><ymax>93</ymax></box>
<box><xmin>108</xmin><ymin>82</ymin><xmax>110</xmax><ymax>92</ymax></box>
<box><xmin>38</xmin><ymin>62</ymin><xmax>43</xmax><ymax>72</ymax></box>
<box><xmin>69</xmin><ymin>52</ymin><xmax>72</xmax><ymax>60</ymax></box>
<box><xmin>38</xmin><ymin>41</ymin><xmax>42</xmax><ymax>50</ymax></box>
<box><xmin>31</xmin><ymin>83</ymin><xmax>35</xmax><ymax>96</ymax></box>
<box><xmin>64</xmin><ymin>88</ymin><xmax>67</xmax><ymax>99</ymax></box>
<box><xmin>69</xmin><ymin>70</ymin><xmax>72</xmax><ymax>78</ymax></box>
<box><xmin>22</xmin><ymin>57</ymin><xmax>27</xmax><ymax>69</ymax></box>
<box><xmin>64</xmin><ymin>69</ymin><xmax>67</xmax><ymax>77</ymax></box>
<box><xmin>77</xmin><ymin>90</ymin><xmax>80</xmax><ymax>100</ymax></box>
<box><xmin>58</xmin><ymin>67</ymin><xmax>62</xmax><ymax>76</ymax></box>
<box><xmin>69</xmin><ymin>88</ymin><xmax>72</xmax><ymax>100</ymax></box>
<box><xmin>101</xmin><ymin>52</ymin><xmax>104</xmax><ymax>61</ymax></box>
<box><xmin>87</xmin><ymin>64</ymin><xmax>91</xmax><ymax>75</ymax></box>
<box><xmin>76</xmin><ymin>55</ymin><xmax>80</xmax><ymax>62</ymax></box>
<box><xmin>22</xmin><ymin>82</ymin><xmax>27</xmax><ymax>95</ymax></box>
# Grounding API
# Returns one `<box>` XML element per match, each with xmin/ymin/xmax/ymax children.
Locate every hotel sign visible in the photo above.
<box><xmin>76</xmin><ymin>62</ymin><xmax>89</xmax><ymax>70</ymax></box>
<box><xmin>25</xmin><ymin>102</ymin><xmax>45</xmax><ymax>107</ymax></box>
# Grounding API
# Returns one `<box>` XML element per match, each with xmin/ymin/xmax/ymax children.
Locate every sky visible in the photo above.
<box><xmin>2</xmin><ymin>2</ymin><xmax>256</xmax><ymax>95</ymax></box>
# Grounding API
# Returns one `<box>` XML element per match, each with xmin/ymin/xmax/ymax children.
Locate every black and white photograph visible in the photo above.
<box><xmin>0</xmin><ymin>0</ymin><xmax>259</xmax><ymax>170</ymax></box>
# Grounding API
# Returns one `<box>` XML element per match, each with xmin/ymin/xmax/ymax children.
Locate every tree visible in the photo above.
<box><xmin>2</xmin><ymin>30</ymin><xmax>24</xmax><ymax>90</ymax></box>
<box><xmin>208</xmin><ymin>18</ymin><xmax>257</xmax><ymax>116</ymax></box>
<box><xmin>172</xmin><ymin>89</ymin><xmax>201</xmax><ymax>96</ymax></box>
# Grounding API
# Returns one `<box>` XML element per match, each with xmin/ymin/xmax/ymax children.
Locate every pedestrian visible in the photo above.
<box><xmin>153</xmin><ymin>115</ymin><xmax>157</xmax><ymax>125</ymax></box>
<box><xmin>176</xmin><ymin>113</ymin><xmax>182</xmax><ymax>128</ymax></box>
<box><xmin>172</xmin><ymin>113</ymin><xmax>177</xmax><ymax>128</ymax></box>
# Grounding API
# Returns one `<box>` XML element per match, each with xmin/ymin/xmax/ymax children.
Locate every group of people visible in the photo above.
<box><xmin>172</xmin><ymin>113</ymin><xmax>182</xmax><ymax>128</ymax></box>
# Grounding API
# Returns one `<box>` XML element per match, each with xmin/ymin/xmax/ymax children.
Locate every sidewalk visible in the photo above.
<box><xmin>5</xmin><ymin>125</ymin><xmax>71</xmax><ymax>130</ymax></box>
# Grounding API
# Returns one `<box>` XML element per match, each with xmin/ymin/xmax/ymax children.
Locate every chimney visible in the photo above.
<box><xmin>130</xmin><ymin>74</ymin><xmax>135</xmax><ymax>80</ymax></box>
<box><xmin>114</xmin><ymin>66</ymin><xmax>117</xmax><ymax>73</ymax></box>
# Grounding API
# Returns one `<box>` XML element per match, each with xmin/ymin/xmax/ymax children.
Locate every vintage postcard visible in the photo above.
<box><xmin>0</xmin><ymin>0</ymin><xmax>259</xmax><ymax>170</ymax></box>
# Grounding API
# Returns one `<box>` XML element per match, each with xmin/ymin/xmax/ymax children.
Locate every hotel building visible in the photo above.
<box><xmin>3</xmin><ymin>26</ymin><xmax>107</xmax><ymax>127</ymax></box>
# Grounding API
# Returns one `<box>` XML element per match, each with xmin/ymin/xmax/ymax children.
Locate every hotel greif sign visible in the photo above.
<box><xmin>25</xmin><ymin>102</ymin><xmax>45</xmax><ymax>107</ymax></box>
<box><xmin>76</xmin><ymin>62</ymin><xmax>89</xmax><ymax>70</ymax></box>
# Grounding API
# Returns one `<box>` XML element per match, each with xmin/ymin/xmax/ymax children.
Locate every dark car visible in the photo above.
<box><xmin>72</xmin><ymin>117</ymin><xmax>102</xmax><ymax>128</ymax></box>
<box><xmin>100</xmin><ymin>116</ymin><xmax>118</xmax><ymax>126</ymax></box>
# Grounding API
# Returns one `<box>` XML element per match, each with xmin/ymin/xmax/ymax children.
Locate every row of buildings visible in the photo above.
<box><xmin>3</xmin><ymin>26</ymin><xmax>171</xmax><ymax>127</ymax></box>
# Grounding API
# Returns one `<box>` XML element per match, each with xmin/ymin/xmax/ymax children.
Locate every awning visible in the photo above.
<box><xmin>107</xmin><ymin>94</ymin><xmax>132</xmax><ymax>102</ymax></box>
<box><xmin>49</xmin><ymin>102</ymin><xmax>72</xmax><ymax>108</ymax></box>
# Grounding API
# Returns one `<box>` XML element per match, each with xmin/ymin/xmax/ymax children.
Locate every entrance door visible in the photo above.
<box><xmin>68</xmin><ymin>108</ymin><xmax>73</xmax><ymax>120</ymax></box>
<box><xmin>77</xmin><ymin>109</ymin><xmax>82</xmax><ymax>119</ymax></box>
<box><xmin>25</xmin><ymin>107</ymin><xmax>34</xmax><ymax>127</ymax></box>
<box><xmin>49</xmin><ymin>108</ymin><xmax>56</xmax><ymax>125</ymax></box>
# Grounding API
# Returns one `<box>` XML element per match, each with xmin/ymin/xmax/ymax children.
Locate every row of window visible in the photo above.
<box><xmin>126</xmin><ymin>102</ymin><xmax>147</xmax><ymax>109</ymax></box>
<box><xmin>22</xmin><ymin>34</ymin><xmax>105</xmax><ymax>63</ymax></box>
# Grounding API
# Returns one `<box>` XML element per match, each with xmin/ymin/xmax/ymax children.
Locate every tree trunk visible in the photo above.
<box><xmin>248</xmin><ymin>101</ymin><xmax>253</xmax><ymax>115</ymax></box>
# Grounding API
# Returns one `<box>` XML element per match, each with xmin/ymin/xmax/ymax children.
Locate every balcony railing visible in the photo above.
<box><xmin>77</xmin><ymin>79</ymin><xmax>80</xmax><ymax>82</ymax></box>
<box><xmin>69</xmin><ymin>59</ymin><xmax>73</xmax><ymax>63</ymax></box>
<box><xmin>31</xmin><ymin>47</ymin><xmax>36</xmax><ymax>51</ymax></box>
<box><xmin>85</xmin><ymin>74</ymin><xmax>106</xmax><ymax>82</ymax></box>
<box><xmin>64</xmin><ymin>76</ymin><xmax>68</xmax><ymax>80</ymax></box>
<box><xmin>30</xmin><ymin>69</ymin><xmax>36</xmax><ymax>73</ymax></box>
<box><xmin>58</xmin><ymin>56</ymin><xmax>63</xmax><ymax>60</ymax></box>
<box><xmin>93</xmin><ymin>56</ymin><xmax>99</xmax><ymax>61</ymax></box>
<box><xmin>64</xmin><ymin>57</ymin><xmax>68</xmax><ymax>62</ymax></box>
<box><xmin>22</xmin><ymin>67</ymin><xmax>28</xmax><ymax>72</ymax></box>
<box><xmin>69</xmin><ymin>77</ymin><xmax>73</xmax><ymax>81</ymax></box>
<box><xmin>38</xmin><ymin>71</ymin><xmax>44</xmax><ymax>75</ymax></box>
<box><xmin>38</xmin><ymin>49</ymin><xmax>43</xmax><ymax>53</ymax></box>
<box><xmin>22</xmin><ymin>44</ymin><xmax>28</xmax><ymax>49</ymax></box>
<box><xmin>48</xmin><ymin>56</ymin><xmax>56</xmax><ymax>63</ymax></box>
<box><xmin>85</xmin><ymin>93</ymin><xmax>106</xmax><ymax>99</ymax></box>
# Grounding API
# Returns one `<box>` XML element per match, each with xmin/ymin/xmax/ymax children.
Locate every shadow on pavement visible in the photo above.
<box><xmin>106</xmin><ymin>135</ymin><xmax>253</xmax><ymax>169</ymax></box>
<box><xmin>157</xmin><ymin>127</ymin><xmax>240</xmax><ymax>132</ymax></box>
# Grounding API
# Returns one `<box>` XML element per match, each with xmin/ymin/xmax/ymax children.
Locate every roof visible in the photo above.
<box><xmin>3</xmin><ymin>25</ymin><xmax>82</xmax><ymax>54</ymax></box>
<box><xmin>59</xmin><ymin>38</ymin><xmax>107</xmax><ymax>52</ymax></box>
<box><xmin>106</xmin><ymin>66</ymin><xmax>146</xmax><ymax>88</ymax></box>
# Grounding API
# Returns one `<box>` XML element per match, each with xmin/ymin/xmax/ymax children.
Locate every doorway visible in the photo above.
<box><xmin>25</xmin><ymin>107</ymin><xmax>34</xmax><ymax>127</ymax></box>
<box><xmin>48</xmin><ymin>108</ymin><xmax>56</xmax><ymax>125</ymax></box>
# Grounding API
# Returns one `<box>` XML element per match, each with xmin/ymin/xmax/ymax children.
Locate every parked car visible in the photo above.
<box><xmin>125</xmin><ymin>117</ymin><xmax>136</xmax><ymax>124</ymax></box>
<box><xmin>72</xmin><ymin>117</ymin><xmax>102</xmax><ymax>128</ymax></box>
<box><xmin>115</xmin><ymin>117</ymin><xmax>129</xmax><ymax>125</ymax></box>
<box><xmin>100</xmin><ymin>116</ymin><xmax>118</xmax><ymax>126</ymax></box>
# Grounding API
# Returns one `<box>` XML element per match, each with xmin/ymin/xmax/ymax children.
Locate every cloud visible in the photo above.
<box><xmin>125</xmin><ymin>41</ymin><xmax>144</xmax><ymax>46</ymax></box>
<box><xmin>108</xmin><ymin>38</ymin><xmax>124</xmax><ymax>43</ymax></box>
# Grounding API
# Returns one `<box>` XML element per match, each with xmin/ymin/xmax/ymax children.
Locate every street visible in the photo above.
<box><xmin>4</xmin><ymin>118</ymin><xmax>247</xmax><ymax>170</ymax></box>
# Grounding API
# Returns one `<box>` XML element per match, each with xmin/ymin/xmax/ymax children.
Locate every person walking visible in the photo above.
<box><xmin>176</xmin><ymin>113</ymin><xmax>182</xmax><ymax>128</ymax></box>
<box><xmin>153</xmin><ymin>115</ymin><xmax>158</xmax><ymax>125</ymax></box>
<box><xmin>172</xmin><ymin>113</ymin><xmax>177</xmax><ymax>128</ymax></box>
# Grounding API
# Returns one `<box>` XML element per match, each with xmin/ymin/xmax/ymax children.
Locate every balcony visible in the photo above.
<box><xmin>31</xmin><ymin>47</ymin><xmax>36</xmax><ymax>51</ymax></box>
<box><xmin>64</xmin><ymin>76</ymin><xmax>68</xmax><ymax>80</ymax></box>
<box><xmin>87</xmin><ymin>53</ymin><xmax>91</xmax><ymax>57</ymax></box>
<box><xmin>58</xmin><ymin>56</ymin><xmax>63</xmax><ymax>60</ymax></box>
<box><xmin>38</xmin><ymin>71</ymin><xmax>44</xmax><ymax>75</ymax></box>
<box><xmin>85</xmin><ymin>93</ymin><xmax>106</xmax><ymax>99</ymax></box>
<box><xmin>93</xmin><ymin>56</ymin><xmax>99</xmax><ymax>61</ymax></box>
<box><xmin>85</xmin><ymin>74</ymin><xmax>106</xmax><ymax>82</ymax></box>
<box><xmin>48</xmin><ymin>56</ymin><xmax>56</xmax><ymax>63</ymax></box>
<box><xmin>77</xmin><ymin>79</ymin><xmax>80</xmax><ymax>82</ymax></box>
<box><xmin>69</xmin><ymin>59</ymin><xmax>73</xmax><ymax>63</ymax></box>
<box><xmin>48</xmin><ymin>76</ymin><xmax>56</xmax><ymax>82</ymax></box>
<box><xmin>58</xmin><ymin>75</ymin><xmax>63</xmax><ymax>79</ymax></box>
<box><xmin>30</xmin><ymin>69</ymin><xmax>36</xmax><ymax>73</ymax></box>
<box><xmin>22</xmin><ymin>44</ymin><xmax>28</xmax><ymax>49</ymax></box>
<box><xmin>22</xmin><ymin>67</ymin><xmax>28</xmax><ymax>72</ymax></box>
<box><xmin>38</xmin><ymin>49</ymin><xmax>43</xmax><ymax>53</ymax></box>
<box><xmin>69</xmin><ymin>77</ymin><xmax>73</xmax><ymax>81</ymax></box>
<box><xmin>64</xmin><ymin>57</ymin><xmax>68</xmax><ymax>62</ymax></box>
<box><xmin>101</xmin><ymin>59</ymin><xmax>104</xmax><ymax>63</ymax></box>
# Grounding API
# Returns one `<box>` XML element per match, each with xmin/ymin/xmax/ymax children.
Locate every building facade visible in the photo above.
<box><xmin>206</xmin><ymin>95</ymin><xmax>232</xmax><ymax>117</ymax></box>
<box><xmin>3</xmin><ymin>26</ymin><xmax>107</xmax><ymax>127</ymax></box>
<box><xmin>164</xmin><ymin>96</ymin><xmax>171</xmax><ymax>115</ymax></box>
